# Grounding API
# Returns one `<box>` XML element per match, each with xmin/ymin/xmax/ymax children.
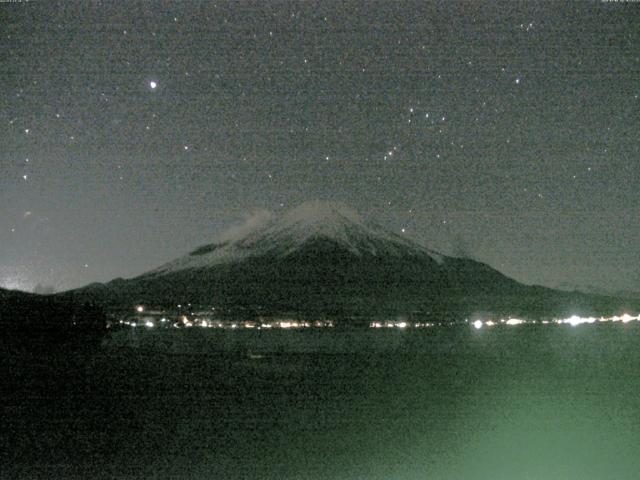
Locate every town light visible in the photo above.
<box><xmin>505</xmin><ymin>318</ymin><xmax>524</xmax><ymax>326</ymax></box>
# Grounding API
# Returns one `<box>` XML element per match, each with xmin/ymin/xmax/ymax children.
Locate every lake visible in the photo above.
<box><xmin>3</xmin><ymin>323</ymin><xmax>640</xmax><ymax>479</ymax></box>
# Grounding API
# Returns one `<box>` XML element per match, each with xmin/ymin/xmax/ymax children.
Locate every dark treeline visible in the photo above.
<box><xmin>0</xmin><ymin>289</ymin><xmax>107</xmax><ymax>353</ymax></box>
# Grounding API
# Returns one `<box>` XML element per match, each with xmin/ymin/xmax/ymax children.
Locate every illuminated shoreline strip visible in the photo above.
<box><xmin>121</xmin><ymin>305</ymin><xmax>639</xmax><ymax>330</ymax></box>
<box><xmin>466</xmin><ymin>313</ymin><xmax>639</xmax><ymax>330</ymax></box>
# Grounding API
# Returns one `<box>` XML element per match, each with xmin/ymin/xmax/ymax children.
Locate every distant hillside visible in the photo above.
<box><xmin>555</xmin><ymin>282</ymin><xmax>640</xmax><ymax>300</ymax></box>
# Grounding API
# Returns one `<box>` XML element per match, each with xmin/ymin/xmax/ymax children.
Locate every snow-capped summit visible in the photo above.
<box><xmin>278</xmin><ymin>200</ymin><xmax>365</xmax><ymax>228</ymax></box>
<box><xmin>63</xmin><ymin>201</ymin><xmax>622</xmax><ymax>320</ymax></box>
<box><xmin>145</xmin><ymin>201</ymin><xmax>442</xmax><ymax>276</ymax></box>
<box><xmin>236</xmin><ymin>200</ymin><xmax>370</xmax><ymax>252</ymax></box>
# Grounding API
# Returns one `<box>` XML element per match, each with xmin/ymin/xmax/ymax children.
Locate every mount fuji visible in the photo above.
<box><xmin>63</xmin><ymin>201</ymin><xmax>628</xmax><ymax>320</ymax></box>
<box><xmin>146</xmin><ymin>200</ymin><xmax>445</xmax><ymax>275</ymax></box>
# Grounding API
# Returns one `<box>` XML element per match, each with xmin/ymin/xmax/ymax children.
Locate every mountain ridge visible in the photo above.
<box><xmin>61</xmin><ymin>201</ymin><xmax>637</xmax><ymax>320</ymax></box>
<box><xmin>143</xmin><ymin>200</ymin><xmax>443</xmax><ymax>278</ymax></box>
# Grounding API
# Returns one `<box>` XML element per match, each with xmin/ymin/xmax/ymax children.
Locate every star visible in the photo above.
<box><xmin>149</xmin><ymin>81</ymin><xmax>157</xmax><ymax>89</ymax></box>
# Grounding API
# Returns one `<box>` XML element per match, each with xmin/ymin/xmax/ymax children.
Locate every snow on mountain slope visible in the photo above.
<box><xmin>144</xmin><ymin>201</ymin><xmax>443</xmax><ymax>277</ymax></box>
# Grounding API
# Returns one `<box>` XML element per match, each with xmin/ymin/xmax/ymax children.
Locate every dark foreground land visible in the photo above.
<box><xmin>3</xmin><ymin>325</ymin><xmax>640</xmax><ymax>480</ymax></box>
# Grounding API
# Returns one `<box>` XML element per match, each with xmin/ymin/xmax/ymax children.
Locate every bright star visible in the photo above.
<box><xmin>149</xmin><ymin>81</ymin><xmax>157</xmax><ymax>89</ymax></box>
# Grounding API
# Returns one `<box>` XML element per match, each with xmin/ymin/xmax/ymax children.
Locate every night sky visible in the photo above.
<box><xmin>1</xmin><ymin>1</ymin><xmax>639</xmax><ymax>294</ymax></box>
